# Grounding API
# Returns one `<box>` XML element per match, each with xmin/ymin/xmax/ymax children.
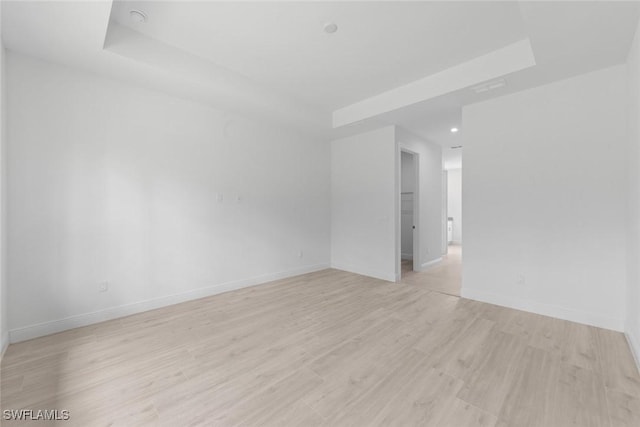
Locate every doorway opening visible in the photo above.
<box><xmin>400</xmin><ymin>150</ymin><xmax>419</xmax><ymax>279</ymax></box>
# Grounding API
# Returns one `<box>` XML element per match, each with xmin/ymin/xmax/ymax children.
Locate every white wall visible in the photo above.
<box><xmin>6</xmin><ymin>53</ymin><xmax>331</xmax><ymax>341</ymax></box>
<box><xmin>626</xmin><ymin>18</ymin><xmax>640</xmax><ymax>366</ymax></box>
<box><xmin>396</xmin><ymin>128</ymin><xmax>443</xmax><ymax>269</ymax></box>
<box><xmin>0</xmin><ymin>3</ymin><xmax>8</xmax><ymax>355</ymax></box>
<box><xmin>330</xmin><ymin>126</ymin><xmax>397</xmax><ymax>281</ymax></box>
<box><xmin>447</xmin><ymin>168</ymin><xmax>462</xmax><ymax>244</ymax></box>
<box><xmin>400</xmin><ymin>151</ymin><xmax>415</xmax><ymax>259</ymax></box>
<box><xmin>463</xmin><ymin>65</ymin><xmax>628</xmax><ymax>331</ymax></box>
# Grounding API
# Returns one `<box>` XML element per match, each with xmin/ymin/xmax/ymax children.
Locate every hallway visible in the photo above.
<box><xmin>401</xmin><ymin>245</ymin><xmax>461</xmax><ymax>296</ymax></box>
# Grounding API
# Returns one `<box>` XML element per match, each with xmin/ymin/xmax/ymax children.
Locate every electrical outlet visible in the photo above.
<box><xmin>216</xmin><ymin>193</ymin><xmax>223</xmax><ymax>203</ymax></box>
<box><xmin>98</xmin><ymin>282</ymin><xmax>109</xmax><ymax>292</ymax></box>
<box><xmin>298</xmin><ymin>250</ymin><xmax>303</xmax><ymax>258</ymax></box>
<box><xmin>516</xmin><ymin>275</ymin><xmax>526</xmax><ymax>285</ymax></box>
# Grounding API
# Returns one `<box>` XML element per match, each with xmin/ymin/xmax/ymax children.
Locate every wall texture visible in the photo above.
<box><xmin>626</xmin><ymin>18</ymin><xmax>640</xmax><ymax>366</ymax></box>
<box><xmin>462</xmin><ymin>65</ymin><xmax>628</xmax><ymax>331</ymax></box>
<box><xmin>6</xmin><ymin>53</ymin><xmax>331</xmax><ymax>341</ymax></box>
<box><xmin>330</xmin><ymin>126</ymin><xmax>397</xmax><ymax>281</ymax></box>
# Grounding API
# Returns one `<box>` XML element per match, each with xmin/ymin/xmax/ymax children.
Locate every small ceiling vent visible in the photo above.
<box><xmin>472</xmin><ymin>78</ymin><xmax>506</xmax><ymax>94</ymax></box>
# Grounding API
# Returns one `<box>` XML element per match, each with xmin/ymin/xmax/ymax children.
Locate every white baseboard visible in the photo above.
<box><xmin>421</xmin><ymin>257</ymin><xmax>443</xmax><ymax>270</ymax></box>
<box><xmin>626</xmin><ymin>328</ymin><xmax>640</xmax><ymax>375</ymax></box>
<box><xmin>9</xmin><ymin>263</ymin><xmax>329</xmax><ymax>343</ymax></box>
<box><xmin>461</xmin><ymin>287</ymin><xmax>624</xmax><ymax>332</ymax></box>
<box><xmin>1</xmin><ymin>331</ymin><xmax>8</xmax><ymax>360</ymax></box>
<box><xmin>330</xmin><ymin>262</ymin><xmax>396</xmax><ymax>282</ymax></box>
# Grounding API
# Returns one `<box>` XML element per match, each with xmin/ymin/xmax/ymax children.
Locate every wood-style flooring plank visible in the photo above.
<box><xmin>456</xmin><ymin>329</ymin><xmax>529</xmax><ymax>415</ymax></box>
<box><xmin>497</xmin><ymin>345</ymin><xmax>561</xmax><ymax>427</ymax></box>
<box><xmin>607</xmin><ymin>388</ymin><xmax>640</xmax><ymax>427</ymax></box>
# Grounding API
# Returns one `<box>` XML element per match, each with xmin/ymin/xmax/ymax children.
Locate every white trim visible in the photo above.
<box><xmin>421</xmin><ymin>257</ymin><xmax>443</xmax><ymax>270</ymax></box>
<box><xmin>1</xmin><ymin>331</ymin><xmax>8</xmax><ymax>359</ymax></box>
<box><xmin>331</xmin><ymin>263</ymin><xmax>396</xmax><ymax>282</ymax></box>
<box><xmin>9</xmin><ymin>263</ymin><xmax>329</xmax><ymax>343</ymax></box>
<box><xmin>626</xmin><ymin>329</ymin><xmax>640</xmax><ymax>375</ymax></box>
<box><xmin>461</xmin><ymin>287</ymin><xmax>624</xmax><ymax>332</ymax></box>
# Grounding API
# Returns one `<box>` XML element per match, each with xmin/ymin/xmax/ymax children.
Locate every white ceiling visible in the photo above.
<box><xmin>111</xmin><ymin>1</ymin><xmax>527</xmax><ymax>110</ymax></box>
<box><xmin>2</xmin><ymin>1</ymin><xmax>640</xmax><ymax>156</ymax></box>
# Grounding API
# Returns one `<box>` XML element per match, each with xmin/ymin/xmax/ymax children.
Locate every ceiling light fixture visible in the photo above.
<box><xmin>450</xmin><ymin>127</ymin><xmax>459</xmax><ymax>133</ymax></box>
<box><xmin>323</xmin><ymin>22</ymin><xmax>338</xmax><ymax>34</ymax></box>
<box><xmin>129</xmin><ymin>9</ymin><xmax>148</xmax><ymax>24</ymax></box>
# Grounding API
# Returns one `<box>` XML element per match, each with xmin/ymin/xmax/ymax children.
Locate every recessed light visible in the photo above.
<box><xmin>323</xmin><ymin>22</ymin><xmax>338</xmax><ymax>34</ymax></box>
<box><xmin>129</xmin><ymin>9</ymin><xmax>148</xmax><ymax>24</ymax></box>
<box><xmin>450</xmin><ymin>127</ymin><xmax>459</xmax><ymax>133</ymax></box>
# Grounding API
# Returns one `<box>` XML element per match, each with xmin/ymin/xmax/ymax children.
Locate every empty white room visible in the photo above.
<box><xmin>1</xmin><ymin>1</ymin><xmax>640</xmax><ymax>426</ymax></box>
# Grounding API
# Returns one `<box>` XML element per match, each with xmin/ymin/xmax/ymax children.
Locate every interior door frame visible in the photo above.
<box><xmin>442</xmin><ymin>170</ymin><xmax>449</xmax><ymax>256</ymax></box>
<box><xmin>396</xmin><ymin>146</ymin><xmax>420</xmax><ymax>282</ymax></box>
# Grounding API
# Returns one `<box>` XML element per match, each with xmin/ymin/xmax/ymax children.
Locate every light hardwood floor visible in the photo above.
<box><xmin>1</xmin><ymin>262</ymin><xmax>640</xmax><ymax>426</ymax></box>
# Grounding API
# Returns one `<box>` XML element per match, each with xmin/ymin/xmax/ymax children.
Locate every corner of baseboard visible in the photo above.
<box><xmin>1</xmin><ymin>330</ymin><xmax>9</xmax><ymax>360</ymax></box>
<box><xmin>625</xmin><ymin>328</ymin><xmax>640</xmax><ymax>375</ymax></box>
<box><xmin>330</xmin><ymin>262</ymin><xmax>396</xmax><ymax>282</ymax></box>
<box><xmin>421</xmin><ymin>257</ymin><xmax>443</xmax><ymax>270</ymax></box>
